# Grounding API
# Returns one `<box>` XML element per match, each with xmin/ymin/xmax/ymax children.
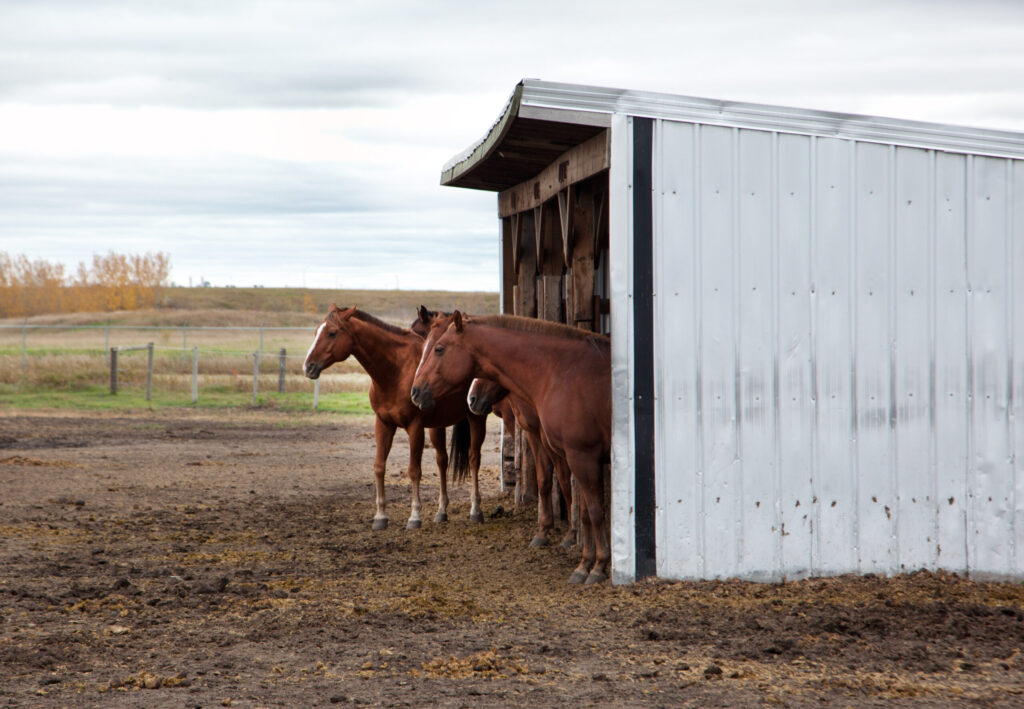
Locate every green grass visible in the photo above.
<box><xmin>0</xmin><ymin>383</ymin><xmax>374</xmax><ymax>416</ymax></box>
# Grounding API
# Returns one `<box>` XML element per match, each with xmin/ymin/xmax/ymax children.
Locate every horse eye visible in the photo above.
<box><xmin>327</xmin><ymin>330</ymin><xmax>337</xmax><ymax>338</ymax></box>
<box><xmin>434</xmin><ymin>345</ymin><xmax>444</xmax><ymax>355</ymax></box>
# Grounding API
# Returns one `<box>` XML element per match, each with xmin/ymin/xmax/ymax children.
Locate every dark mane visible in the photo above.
<box><xmin>350</xmin><ymin>309</ymin><xmax>412</xmax><ymax>337</ymax></box>
<box><xmin>468</xmin><ymin>314</ymin><xmax>609</xmax><ymax>343</ymax></box>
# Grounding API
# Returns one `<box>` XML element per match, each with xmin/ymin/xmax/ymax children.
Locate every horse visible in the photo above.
<box><xmin>467</xmin><ymin>377</ymin><xmax>575</xmax><ymax>550</ymax></box>
<box><xmin>411</xmin><ymin>311</ymin><xmax>611</xmax><ymax>584</ymax></box>
<box><xmin>302</xmin><ymin>305</ymin><xmax>487</xmax><ymax>530</ymax></box>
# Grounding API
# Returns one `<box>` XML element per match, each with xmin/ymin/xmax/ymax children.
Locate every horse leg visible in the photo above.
<box><xmin>372</xmin><ymin>417</ymin><xmax>397</xmax><ymax>531</ymax></box>
<box><xmin>568</xmin><ymin>498</ymin><xmax>594</xmax><ymax>585</ymax></box>
<box><xmin>527</xmin><ymin>430</ymin><xmax>553</xmax><ymax>547</ymax></box>
<box><xmin>429</xmin><ymin>427</ymin><xmax>449</xmax><ymax>523</ymax></box>
<box><xmin>468</xmin><ymin>415</ymin><xmax>485</xmax><ymax>524</ymax></box>
<box><xmin>568</xmin><ymin>451</ymin><xmax>609</xmax><ymax>585</ymax></box>
<box><xmin>552</xmin><ymin>454</ymin><xmax>576</xmax><ymax>551</ymax></box>
<box><xmin>405</xmin><ymin>420</ymin><xmax>425</xmax><ymax>530</ymax></box>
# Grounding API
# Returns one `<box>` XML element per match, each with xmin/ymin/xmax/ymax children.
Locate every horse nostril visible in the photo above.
<box><xmin>411</xmin><ymin>386</ymin><xmax>420</xmax><ymax>401</ymax></box>
<box><xmin>468</xmin><ymin>395</ymin><xmax>476</xmax><ymax>407</ymax></box>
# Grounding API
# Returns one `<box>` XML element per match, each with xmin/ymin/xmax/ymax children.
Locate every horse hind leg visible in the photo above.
<box><xmin>568</xmin><ymin>501</ymin><xmax>594</xmax><ymax>585</ymax></box>
<box><xmin>528</xmin><ymin>431</ymin><xmax>554</xmax><ymax>547</ymax></box>
<box><xmin>468</xmin><ymin>415</ymin><xmax>485</xmax><ymax>524</ymax></box>
<box><xmin>429</xmin><ymin>427</ymin><xmax>449</xmax><ymax>523</ymax></box>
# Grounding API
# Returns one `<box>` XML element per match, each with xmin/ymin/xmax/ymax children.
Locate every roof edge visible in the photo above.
<box><xmin>440</xmin><ymin>82</ymin><xmax>524</xmax><ymax>187</ymax></box>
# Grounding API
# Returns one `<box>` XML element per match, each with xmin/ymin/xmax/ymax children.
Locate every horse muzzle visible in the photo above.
<box><xmin>410</xmin><ymin>385</ymin><xmax>435</xmax><ymax>411</ymax></box>
<box><xmin>466</xmin><ymin>394</ymin><xmax>491</xmax><ymax>416</ymax></box>
<box><xmin>304</xmin><ymin>361</ymin><xmax>322</xmax><ymax>379</ymax></box>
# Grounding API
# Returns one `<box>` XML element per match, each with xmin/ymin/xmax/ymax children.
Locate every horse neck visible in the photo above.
<box><xmin>464</xmin><ymin>325</ymin><xmax>571</xmax><ymax>404</ymax></box>
<box><xmin>346</xmin><ymin>317</ymin><xmax>418</xmax><ymax>387</ymax></box>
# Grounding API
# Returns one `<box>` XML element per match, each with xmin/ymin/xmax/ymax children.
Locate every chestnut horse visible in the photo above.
<box><xmin>411</xmin><ymin>312</ymin><xmax>611</xmax><ymax>584</ymax></box>
<box><xmin>467</xmin><ymin>377</ymin><xmax>574</xmax><ymax>550</ymax></box>
<box><xmin>303</xmin><ymin>305</ymin><xmax>486</xmax><ymax>530</ymax></box>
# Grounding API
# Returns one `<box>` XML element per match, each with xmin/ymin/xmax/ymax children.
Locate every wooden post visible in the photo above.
<box><xmin>513</xmin><ymin>210</ymin><xmax>537</xmax><ymax>508</ymax></box>
<box><xmin>313</xmin><ymin>378</ymin><xmax>320</xmax><ymax>410</ymax></box>
<box><xmin>109</xmin><ymin>348</ymin><xmax>118</xmax><ymax>395</ymax></box>
<box><xmin>191</xmin><ymin>347</ymin><xmax>198</xmax><ymax>404</ymax></box>
<box><xmin>252</xmin><ymin>352</ymin><xmax>259</xmax><ymax>404</ymax></box>
<box><xmin>145</xmin><ymin>342</ymin><xmax>154</xmax><ymax>401</ymax></box>
<box><xmin>278</xmin><ymin>348</ymin><xmax>287</xmax><ymax>393</ymax></box>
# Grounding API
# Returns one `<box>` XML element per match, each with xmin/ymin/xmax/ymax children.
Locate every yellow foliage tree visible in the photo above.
<box><xmin>0</xmin><ymin>251</ymin><xmax>170</xmax><ymax>317</ymax></box>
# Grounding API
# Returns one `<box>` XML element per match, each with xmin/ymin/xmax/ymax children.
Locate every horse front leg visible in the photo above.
<box><xmin>468</xmin><ymin>415</ymin><xmax>486</xmax><ymax>524</ymax></box>
<box><xmin>372</xmin><ymin>417</ymin><xmax>397</xmax><ymax>531</ymax></box>
<box><xmin>428</xmin><ymin>427</ymin><xmax>449</xmax><ymax>523</ymax></box>
<box><xmin>405</xmin><ymin>420</ymin><xmax>425</xmax><ymax>530</ymax></box>
<box><xmin>566</xmin><ymin>449</ymin><xmax>607</xmax><ymax>585</ymax></box>
<box><xmin>552</xmin><ymin>454</ymin><xmax>575</xmax><ymax>551</ymax></box>
<box><xmin>527</xmin><ymin>430</ymin><xmax>554</xmax><ymax>547</ymax></box>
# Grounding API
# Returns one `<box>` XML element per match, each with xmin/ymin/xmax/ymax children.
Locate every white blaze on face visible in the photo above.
<box><xmin>303</xmin><ymin>322</ymin><xmax>326</xmax><ymax>370</ymax></box>
<box><xmin>467</xmin><ymin>378</ymin><xmax>481</xmax><ymax>407</ymax></box>
<box><xmin>413</xmin><ymin>332</ymin><xmax>434</xmax><ymax>380</ymax></box>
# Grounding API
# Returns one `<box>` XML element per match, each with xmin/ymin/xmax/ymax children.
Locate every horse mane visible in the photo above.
<box><xmin>345</xmin><ymin>308</ymin><xmax>412</xmax><ymax>337</ymax></box>
<box><xmin>467</xmin><ymin>314</ymin><xmax>609</xmax><ymax>343</ymax></box>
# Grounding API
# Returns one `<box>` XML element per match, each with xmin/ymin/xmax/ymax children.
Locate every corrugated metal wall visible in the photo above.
<box><xmin>642</xmin><ymin>118</ymin><xmax>1023</xmax><ymax>581</ymax></box>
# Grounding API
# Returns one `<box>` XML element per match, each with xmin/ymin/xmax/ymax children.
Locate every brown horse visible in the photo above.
<box><xmin>303</xmin><ymin>305</ymin><xmax>486</xmax><ymax>530</ymax></box>
<box><xmin>411</xmin><ymin>312</ymin><xmax>611</xmax><ymax>584</ymax></box>
<box><xmin>467</xmin><ymin>377</ymin><xmax>574</xmax><ymax>550</ymax></box>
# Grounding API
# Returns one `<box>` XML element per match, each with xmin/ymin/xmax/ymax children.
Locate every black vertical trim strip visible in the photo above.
<box><xmin>633</xmin><ymin>117</ymin><xmax>657</xmax><ymax>579</ymax></box>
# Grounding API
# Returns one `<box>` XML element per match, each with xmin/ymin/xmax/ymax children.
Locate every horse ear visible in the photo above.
<box><xmin>417</xmin><ymin>305</ymin><xmax>430</xmax><ymax>323</ymax></box>
<box><xmin>341</xmin><ymin>305</ymin><xmax>357</xmax><ymax>320</ymax></box>
<box><xmin>453</xmin><ymin>310</ymin><xmax>464</xmax><ymax>333</ymax></box>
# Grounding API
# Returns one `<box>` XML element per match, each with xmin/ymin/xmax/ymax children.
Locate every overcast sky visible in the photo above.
<box><xmin>2</xmin><ymin>0</ymin><xmax>1023</xmax><ymax>292</ymax></box>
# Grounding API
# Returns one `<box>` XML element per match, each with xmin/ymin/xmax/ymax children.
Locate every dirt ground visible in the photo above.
<box><xmin>2</xmin><ymin>409</ymin><xmax>1023</xmax><ymax>708</ymax></box>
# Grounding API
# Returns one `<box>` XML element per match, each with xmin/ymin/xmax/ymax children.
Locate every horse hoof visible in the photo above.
<box><xmin>529</xmin><ymin>536</ymin><xmax>548</xmax><ymax>548</ymax></box>
<box><xmin>584</xmin><ymin>570</ymin><xmax>608</xmax><ymax>585</ymax></box>
<box><xmin>560</xmin><ymin>536</ymin><xmax>575</xmax><ymax>551</ymax></box>
<box><xmin>434</xmin><ymin>512</ymin><xmax>448</xmax><ymax>524</ymax></box>
<box><xmin>568</xmin><ymin>570</ymin><xmax>588</xmax><ymax>585</ymax></box>
<box><xmin>406</xmin><ymin>519</ymin><xmax>422</xmax><ymax>530</ymax></box>
<box><xmin>470</xmin><ymin>511</ymin><xmax>484</xmax><ymax>524</ymax></box>
<box><xmin>371</xmin><ymin>518</ymin><xmax>388</xmax><ymax>531</ymax></box>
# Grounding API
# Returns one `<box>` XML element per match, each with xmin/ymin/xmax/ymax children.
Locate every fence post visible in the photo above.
<box><xmin>191</xmin><ymin>346</ymin><xmax>198</xmax><ymax>404</ymax></box>
<box><xmin>252</xmin><ymin>352</ymin><xmax>259</xmax><ymax>405</ymax></box>
<box><xmin>145</xmin><ymin>342</ymin><xmax>154</xmax><ymax>401</ymax></box>
<box><xmin>313</xmin><ymin>378</ymin><xmax>319</xmax><ymax>410</ymax></box>
<box><xmin>110</xmin><ymin>348</ymin><xmax>118</xmax><ymax>394</ymax></box>
<box><xmin>278</xmin><ymin>348</ymin><xmax>286</xmax><ymax>393</ymax></box>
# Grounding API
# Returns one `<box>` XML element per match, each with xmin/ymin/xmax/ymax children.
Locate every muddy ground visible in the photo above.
<box><xmin>1</xmin><ymin>409</ymin><xmax>1023</xmax><ymax>708</ymax></box>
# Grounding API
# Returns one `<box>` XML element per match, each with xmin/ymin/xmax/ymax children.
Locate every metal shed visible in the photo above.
<box><xmin>441</xmin><ymin>80</ymin><xmax>1024</xmax><ymax>585</ymax></box>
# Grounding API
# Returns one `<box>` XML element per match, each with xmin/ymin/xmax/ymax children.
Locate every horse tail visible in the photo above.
<box><xmin>448</xmin><ymin>417</ymin><xmax>471</xmax><ymax>485</ymax></box>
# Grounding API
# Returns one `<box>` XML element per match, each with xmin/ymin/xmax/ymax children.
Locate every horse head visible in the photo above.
<box><xmin>302</xmin><ymin>304</ymin><xmax>358</xmax><ymax>379</ymax></box>
<box><xmin>410</xmin><ymin>310</ymin><xmax>473</xmax><ymax>411</ymax></box>
<box><xmin>409</xmin><ymin>305</ymin><xmax>450</xmax><ymax>338</ymax></box>
<box><xmin>466</xmin><ymin>377</ymin><xmax>507</xmax><ymax>416</ymax></box>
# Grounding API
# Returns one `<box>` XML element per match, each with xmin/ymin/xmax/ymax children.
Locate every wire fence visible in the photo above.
<box><xmin>0</xmin><ymin>323</ymin><xmax>356</xmax><ymax>408</ymax></box>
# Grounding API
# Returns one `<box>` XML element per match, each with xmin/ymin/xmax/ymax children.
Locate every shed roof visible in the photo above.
<box><xmin>441</xmin><ymin>80</ymin><xmax>1024</xmax><ymax>191</ymax></box>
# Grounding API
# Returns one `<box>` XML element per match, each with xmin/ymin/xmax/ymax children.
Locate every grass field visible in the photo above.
<box><xmin>0</xmin><ymin>286</ymin><xmax>498</xmax><ymax>412</ymax></box>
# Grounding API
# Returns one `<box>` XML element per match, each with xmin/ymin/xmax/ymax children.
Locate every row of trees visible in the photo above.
<box><xmin>0</xmin><ymin>251</ymin><xmax>171</xmax><ymax>318</ymax></box>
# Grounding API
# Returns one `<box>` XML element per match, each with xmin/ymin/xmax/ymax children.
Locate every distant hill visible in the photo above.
<box><xmin>2</xmin><ymin>287</ymin><xmax>500</xmax><ymax>327</ymax></box>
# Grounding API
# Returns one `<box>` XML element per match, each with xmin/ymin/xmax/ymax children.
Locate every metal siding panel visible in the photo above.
<box><xmin>1014</xmin><ymin>160</ymin><xmax>1024</xmax><ymax>577</ymax></box>
<box><xmin>968</xmin><ymin>156</ymin><xmax>1013</xmax><ymax>577</ymax></box>
<box><xmin>966</xmin><ymin>154</ymin><xmax>1015</xmax><ymax>577</ymax></box>
<box><xmin>813</xmin><ymin>137</ymin><xmax>857</xmax><ymax>574</ymax></box>
<box><xmin>934</xmin><ymin>152</ymin><xmax>970</xmax><ymax>572</ymax></box>
<box><xmin>653</xmin><ymin>120</ymin><xmax>701</xmax><ymax>579</ymax></box>
<box><xmin>894</xmin><ymin>147</ymin><xmax>937</xmax><ymax>572</ymax></box>
<box><xmin>698</xmin><ymin>125</ymin><xmax>740</xmax><ymax>578</ymax></box>
<box><xmin>776</xmin><ymin>133</ymin><xmax>815</xmax><ymax>578</ymax></box>
<box><xmin>609</xmin><ymin>113</ymin><xmax>636</xmax><ymax>584</ymax></box>
<box><xmin>737</xmin><ymin>128</ymin><xmax>779</xmax><ymax>579</ymax></box>
<box><xmin>854</xmin><ymin>141</ymin><xmax>898</xmax><ymax>574</ymax></box>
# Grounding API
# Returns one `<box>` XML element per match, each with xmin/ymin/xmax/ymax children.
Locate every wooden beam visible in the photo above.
<box><xmin>501</xmin><ymin>216</ymin><xmax>515</xmax><ymax>315</ymax></box>
<box><xmin>498</xmin><ymin>130</ymin><xmax>609</xmax><ymax>218</ymax></box>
